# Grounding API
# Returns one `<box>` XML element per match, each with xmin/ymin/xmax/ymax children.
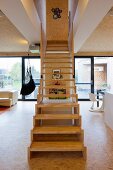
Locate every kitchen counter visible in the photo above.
<box><xmin>104</xmin><ymin>92</ymin><xmax>113</xmax><ymax>130</ymax></box>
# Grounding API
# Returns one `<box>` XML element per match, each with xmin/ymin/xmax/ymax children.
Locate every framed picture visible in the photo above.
<box><xmin>52</xmin><ymin>69</ymin><xmax>60</xmax><ymax>79</ymax></box>
<box><xmin>49</xmin><ymin>88</ymin><xmax>66</xmax><ymax>99</ymax></box>
<box><xmin>49</xmin><ymin>88</ymin><xmax>66</xmax><ymax>94</ymax></box>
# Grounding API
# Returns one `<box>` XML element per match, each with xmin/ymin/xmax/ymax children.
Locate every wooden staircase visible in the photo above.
<box><xmin>28</xmin><ymin>42</ymin><xmax>87</xmax><ymax>160</ymax></box>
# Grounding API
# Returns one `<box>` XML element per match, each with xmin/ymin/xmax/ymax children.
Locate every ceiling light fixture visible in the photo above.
<box><xmin>29</xmin><ymin>43</ymin><xmax>40</xmax><ymax>53</ymax></box>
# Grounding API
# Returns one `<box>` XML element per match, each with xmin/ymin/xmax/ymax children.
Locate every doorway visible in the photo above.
<box><xmin>75</xmin><ymin>57</ymin><xmax>94</xmax><ymax>100</ymax></box>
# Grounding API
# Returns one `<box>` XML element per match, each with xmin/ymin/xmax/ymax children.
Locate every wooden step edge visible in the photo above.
<box><xmin>31</xmin><ymin>126</ymin><xmax>82</xmax><ymax>135</ymax></box>
<box><xmin>43</xmin><ymin>55</ymin><xmax>73</xmax><ymax>60</ymax></box>
<box><xmin>43</xmin><ymin>79</ymin><xmax>75</xmax><ymax>81</ymax></box>
<box><xmin>47</xmin><ymin>43</ymin><xmax>68</xmax><ymax>45</ymax></box>
<box><xmin>46</xmin><ymin>46</ymin><xmax>69</xmax><ymax>52</ymax></box>
<box><xmin>45</xmin><ymin>50</ymin><xmax>70</xmax><ymax>55</ymax></box>
<box><xmin>34</xmin><ymin>114</ymin><xmax>81</xmax><ymax>120</ymax></box>
<box><xmin>38</xmin><ymin>94</ymin><xmax>77</xmax><ymax>98</ymax></box>
<box><xmin>45</xmin><ymin>53</ymin><xmax>70</xmax><ymax>56</ymax></box>
<box><xmin>42</xmin><ymin>86</ymin><xmax>75</xmax><ymax>88</ymax></box>
<box><xmin>47</xmin><ymin>42</ymin><xmax>68</xmax><ymax>46</ymax></box>
<box><xmin>47</xmin><ymin>45</ymin><xmax>68</xmax><ymax>47</ymax></box>
<box><xmin>42</xmin><ymin>73</ymin><xmax>73</xmax><ymax>75</ymax></box>
<box><xmin>43</xmin><ymin>67</ymin><xmax>72</xmax><ymax>69</ymax></box>
<box><xmin>45</xmin><ymin>57</ymin><xmax>71</xmax><ymax>59</ymax></box>
<box><xmin>30</xmin><ymin>141</ymin><xmax>84</xmax><ymax>152</ymax></box>
<box><xmin>43</xmin><ymin>62</ymin><xmax>72</xmax><ymax>64</ymax></box>
<box><xmin>36</xmin><ymin>103</ymin><xmax>79</xmax><ymax>108</ymax></box>
<box><xmin>47</xmin><ymin>40</ymin><xmax>68</xmax><ymax>44</ymax></box>
<box><xmin>46</xmin><ymin>48</ymin><xmax>68</xmax><ymax>50</ymax></box>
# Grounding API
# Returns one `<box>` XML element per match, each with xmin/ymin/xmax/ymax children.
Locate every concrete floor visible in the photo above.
<box><xmin>0</xmin><ymin>101</ymin><xmax>113</xmax><ymax>170</ymax></box>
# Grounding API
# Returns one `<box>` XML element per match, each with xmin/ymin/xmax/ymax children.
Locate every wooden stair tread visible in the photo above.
<box><xmin>47</xmin><ymin>45</ymin><xmax>68</xmax><ymax>47</ymax></box>
<box><xmin>43</xmin><ymin>79</ymin><xmax>75</xmax><ymax>81</ymax></box>
<box><xmin>42</xmin><ymin>85</ymin><xmax>75</xmax><ymax>89</ymax></box>
<box><xmin>42</xmin><ymin>73</ymin><xmax>73</xmax><ymax>74</ymax></box>
<box><xmin>45</xmin><ymin>54</ymin><xmax>70</xmax><ymax>56</ymax></box>
<box><xmin>46</xmin><ymin>50</ymin><xmax>70</xmax><ymax>54</ymax></box>
<box><xmin>30</xmin><ymin>141</ymin><xmax>84</xmax><ymax>151</ymax></box>
<box><xmin>46</xmin><ymin>48</ymin><xmax>69</xmax><ymax>51</ymax></box>
<box><xmin>37</xmin><ymin>103</ymin><xmax>79</xmax><ymax>108</ymax></box>
<box><xmin>45</xmin><ymin>57</ymin><xmax>71</xmax><ymax>59</ymax></box>
<box><xmin>44</xmin><ymin>57</ymin><xmax>71</xmax><ymax>59</ymax></box>
<box><xmin>38</xmin><ymin>94</ymin><xmax>77</xmax><ymax>98</ymax></box>
<box><xmin>47</xmin><ymin>40</ymin><xmax>68</xmax><ymax>45</ymax></box>
<box><xmin>47</xmin><ymin>44</ymin><xmax>68</xmax><ymax>47</ymax></box>
<box><xmin>35</xmin><ymin>113</ymin><xmax>80</xmax><ymax>120</ymax></box>
<box><xmin>43</xmin><ymin>66</ymin><xmax>72</xmax><ymax>68</ymax></box>
<box><xmin>43</xmin><ymin>62</ymin><xmax>72</xmax><ymax>63</ymax></box>
<box><xmin>32</xmin><ymin>126</ymin><xmax>81</xmax><ymax>134</ymax></box>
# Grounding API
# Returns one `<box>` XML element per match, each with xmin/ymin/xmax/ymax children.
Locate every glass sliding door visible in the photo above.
<box><xmin>0</xmin><ymin>57</ymin><xmax>22</xmax><ymax>99</ymax></box>
<box><xmin>75</xmin><ymin>57</ymin><xmax>94</xmax><ymax>100</ymax></box>
<box><xmin>23</xmin><ymin>57</ymin><xmax>41</xmax><ymax>100</ymax></box>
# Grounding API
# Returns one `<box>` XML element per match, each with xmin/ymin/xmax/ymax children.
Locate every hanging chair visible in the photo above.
<box><xmin>20</xmin><ymin>60</ymin><xmax>36</xmax><ymax>96</ymax></box>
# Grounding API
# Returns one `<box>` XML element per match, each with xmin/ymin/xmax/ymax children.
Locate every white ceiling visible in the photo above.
<box><xmin>79</xmin><ymin>14</ymin><xmax>113</xmax><ymax>52</ymax></box>
<box><xmin>0</xmin><ymin>12</ymin><xmax>29</xmax><ymax>52</ymax></box>
<box><xmin>0</xmin><ymin>0</ymin><xmax>41</xmax><ymax>53</ymax></box>
<box><xmin>73</xmin><ymin>0</ymin><xmax>113</xmax><ymax>53</ymax></box>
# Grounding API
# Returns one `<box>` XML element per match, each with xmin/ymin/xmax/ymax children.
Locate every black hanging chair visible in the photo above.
<box><xmin>20</xmin><ymin>60</ymin><xmax>36</xmax><ymax>96</ymax></box>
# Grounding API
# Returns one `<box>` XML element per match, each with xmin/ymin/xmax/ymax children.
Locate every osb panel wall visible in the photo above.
<box><xmin>46</xmin><ymin>0</ymin><xmax>68</xmax><ymax>41</ymax></box>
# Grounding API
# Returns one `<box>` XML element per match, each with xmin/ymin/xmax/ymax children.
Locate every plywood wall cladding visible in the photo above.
<box><xmin>46</xmin><ymin>0</ymin><xmax>68</xmax><ymax>41</ymax></box>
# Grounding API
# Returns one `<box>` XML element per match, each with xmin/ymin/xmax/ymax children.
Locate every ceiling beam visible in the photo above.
<box><xmin>73</xmin><ymin>0</ymin><xmax>113</xmax><ymax>52</ymax></box>
<box><xmin>0</xmin><ymin>0</ymin><xmax>41</xmax><ymax>44</ymax></box>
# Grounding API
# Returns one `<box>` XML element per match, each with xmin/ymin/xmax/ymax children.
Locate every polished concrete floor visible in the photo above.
<box><xmin>0</xmin><ymin>101</ymin><xmax>113</xmax><ymax>170</ymax></box>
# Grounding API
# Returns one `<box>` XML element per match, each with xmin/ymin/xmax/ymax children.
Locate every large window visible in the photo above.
<box><xmin>0</xmin><ymin>57</ymin><xmax>22</xmax><ymax>99</ymax></box>
<box><xmin>75</xmin><ymin>56</ymin><xmax>113</xmax><ymax>100</ymax></box>
<box><xmin>0</xmin><ymin>57</ymin><xmax>41</xmax><ymax>100</ymax></box>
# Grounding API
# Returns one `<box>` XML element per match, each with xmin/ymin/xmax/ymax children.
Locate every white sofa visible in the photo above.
<box><xmin>0</xmin><ymin>90</ymin><xmax>18</xmax><ymax>107</ymax></box>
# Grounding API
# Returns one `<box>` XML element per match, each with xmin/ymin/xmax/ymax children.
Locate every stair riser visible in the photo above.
<box><xmin>32</xmin><ymin>133</ymin><xmax>84</xmax><ymax>142</ymax></box>
<box><xmin>34</xmin><ymin>118</ymin><xmax>81</xmax><ymax>127</ymax></box>
<box><xmin>43</xmin><ymin>69</ymin><xmax>72</xmax><ymax>73</ymax></box>
<box><xmin>47</xmin><ymin>44</ymin><xmax>68</xmax><ymax>47</ymax></box>
<box><xmin>43</xmin><ymin>64</ymin><xmax>72</xmax><ymax>68</ymax></box>
<box><xmin>36</xmin><ymin>103</ymin><xmax>79</xmax><ymax>109</ymax></box>
<box><xmin>35</xmin><ymin>108</ymin><xmax>79</xmax><ymax>115</ymax></box>
<box><xmin>45</xmin><ymin>54</ymin><xmax>70</xmax><ymax>57</ymax></box>
<box><xmin>47</xmin><ymin>42</ymin><xmax>68</xmax><ymax>47</ymax></box>
<box><xmin>42</xmin><ymin>72</ymin><xmax>73</xmax><ymax>74</ymax></box>
<box><xmin>47</xmin><ymin>47</ymin><xmax>68</xmax><ymax>51</ymax></box>
<box><xmin>43</xmin><ymin>74</ymin><xmax>73</xmax><ymax>79</ymax></box>
<box><xmin>43</xmin><ymin>59</ymin><xmax>72</xmax><ymax>62</ymax></box>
